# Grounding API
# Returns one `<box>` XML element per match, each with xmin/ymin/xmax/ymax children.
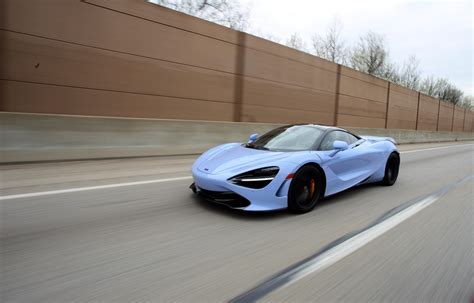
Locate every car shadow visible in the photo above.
<box><xmin>190</xmin><ymin>182</ymin><xmax>382</xmax><ymax>220</ymax></box>
<box><xmin>318</xmin><ymin>183</ymin><xmax>380</xmax><ymax>206</ymax></box>
<box><xmin>190</xmin><ymin>194</ymin><xmax>288</xmax><ymax>221</ymax></box>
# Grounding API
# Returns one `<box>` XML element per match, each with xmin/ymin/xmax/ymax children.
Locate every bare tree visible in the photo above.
<box><xmin>419</xmin><ymin>76</ymin><xmax>440</xmax><ymax>96</ymax></box>
<box><xmin>420</xmin><ymin>76</ymin><xmax>463</xmax><ymax>104</ymax></box>
<box><xmin>439</xmin><ymin>84</ymin><xmax>463</xmax><ymax>104</ymax></box>
<box><xmin>350</xmin><ymin>31</ymin><xmax>388</xmax><ymax>76</ymax></box>
<box><xmin>311</xmin><ymin>18</ymin><xmax>347</xmax><ymax>64</ymax></box>
<box><xmin>397</xmin><ymin>56</ymin><xmax>421</xmax><ymax>90</ymax></box>
<box><xmin>286</xmin><ymin>33</ymin><xmax>306</xmax><ymax>51</ymax></box>
<box><xmin>459</xmin><ymin>95</ymin><xmax>473</xmax><ymax>109</ymax></box>
<box><xmin>348</xmin><ymin>32</ymin><xmax>464</xmax><ymax>100</ymax></box>
<box><xmin>149</xmin><ymin>0</ymin><xmax>249</xmax><ymax>30</ymax></box>
<box><xmin>379</xmin><ymin>62</ymin><xmax>400</xmax><ymax>83</ymax></box>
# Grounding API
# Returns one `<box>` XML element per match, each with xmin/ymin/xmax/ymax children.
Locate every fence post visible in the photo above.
<box><xmin>415</xmin><ymin>92</ymin><xmax>421</xmax><ymax>130</ymax></box>
<box><xmin>333</xmin><ymin>64</ymin><xmax>342</xmax><ymax>126</ymax></box>
<box><xmin>233</xmin><ymin>32</ymin><xmax>246</xmax><ymax>122</ymax></box>
<box><xmin>462</xmin><ymin>108</ymin><xmax>467</xmax><ymax>132</ymax></box>
<box><xmin>436</xmin><ymin>100</ymin><xmax>441</xmax><ymax>131</ymax></box>
<box><xmin>450</xmin><ymin>104</ymin><xmax>455</xmax><ymax>132</ymax></box>
<box><xmin>385</xmin><ymin>82</ymin><xmax>391</xmax><ymax>128</ymax></box>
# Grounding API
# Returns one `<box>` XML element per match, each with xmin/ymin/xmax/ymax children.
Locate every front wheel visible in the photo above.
<box><xmin>288</xmin><ymin>165</ymin><xmax>324</xmax><ymax>214</ymax></box>
<box><xmin>381</xmin><ymin>152</ymin><xmax>400</xmax><ymax>186</ymax></box>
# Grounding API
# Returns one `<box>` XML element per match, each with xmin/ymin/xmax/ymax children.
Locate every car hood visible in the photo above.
<box><xmin>195</xmin><ymin>143</ymin><xmax>295</xmax><ymax>175</ymax></box>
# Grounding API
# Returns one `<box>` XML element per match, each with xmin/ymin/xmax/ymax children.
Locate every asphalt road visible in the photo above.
<box><xmin>1</xmin><ymin>142</ymin><xmax>473</xmax><ymax>302</ymax></box>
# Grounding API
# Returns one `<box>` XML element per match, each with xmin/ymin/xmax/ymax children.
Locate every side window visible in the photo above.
<box><xmin>319</xmin><ymin>131</ymin><xmax>358</xmax><ymax>150</ymax></box>
<box><xmin>319</xmin><ymin>131</ymin><xmax>340</xmax><ymax>151</ymax></box>
<box><xmin>343</xmin><ymin>132</ymin><xmax>359</xmax><ymax>145</ymax></box>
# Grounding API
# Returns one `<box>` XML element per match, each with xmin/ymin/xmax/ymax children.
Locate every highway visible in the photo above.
<box><xmin>1</xmin><ymin>142</ymin><xmax>473</xmax><ymax>302</ymax></box>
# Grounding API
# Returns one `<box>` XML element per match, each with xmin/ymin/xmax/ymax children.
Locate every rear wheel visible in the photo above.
<box><xmin>288</xmin><ymin>165</ymin><xmax>324</xmax><ymax>214</ymax></box>
<box><xmin>382</xmin><ymin>152</ymin><xmax>400</xmax><ymax>186</ymax></box>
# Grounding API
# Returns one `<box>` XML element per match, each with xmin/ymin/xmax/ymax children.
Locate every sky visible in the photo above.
<box><xmin>239</xmin><ymin>0</ymin><xmax>473</xmax><ymax>95</ymax></box>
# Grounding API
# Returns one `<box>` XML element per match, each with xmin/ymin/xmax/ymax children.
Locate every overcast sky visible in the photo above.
<box><xmin>240</xmin><ymin>0</ymin><xmax>472</xmax><ymax>95</ymax></box>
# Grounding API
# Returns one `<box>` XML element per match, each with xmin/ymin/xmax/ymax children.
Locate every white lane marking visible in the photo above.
<box><xmin>1</xmin><ymin>143</ymin><xmax>471</xmax><ymax>201</ymax></box>
<box><xmin>232</xmin><ymin>174</ymin><xmax>473</xmax><ymax>302</ymax></box>
<box><xmin>230</xmin><ymin>185</ymin><xmax>462</xmax><ymax>303</ymax></box>
<box><xmin>287</xmin><ymin>194</ymin><xmax>439</xmax><ymax>286</ymax></box>
<box><xmin>0</xmin><ymin>176</ymin><xmax>192</xmax><ymax>201</ymax></box>
<box><xmin>401</xmin><ymin>143</ymin><xmax>473</xmax><ymax>154</ymax></box>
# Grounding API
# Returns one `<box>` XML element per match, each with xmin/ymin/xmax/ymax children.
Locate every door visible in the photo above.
<box><xmin>318</xmin><ymin>131</ymin><xmax>372</xmax><ymax>195</ymax></box>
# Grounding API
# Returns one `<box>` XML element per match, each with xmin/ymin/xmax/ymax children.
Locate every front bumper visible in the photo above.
<box><xmin>190</xmin><ymin>183</ymin><xmax>251</xmax><ymax>208</ymax></box>
<box><xmin>191</xmin><ymin>167</ymin><xmax>290</xmax><ymax>211</ymax></box>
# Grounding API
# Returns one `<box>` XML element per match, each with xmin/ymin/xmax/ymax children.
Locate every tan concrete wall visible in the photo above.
<box><xmin>452</xmin><ymin>107</ymin><xmax>465</xmax><ymax>132</ymax></box>
<box><xmin>438</xmin><ymin>102</ymin><xmax>454</xmax><ymax>131</ymax></box>
<box><xmin>386</xmin><ymin>84</ymin><xmax>418</xmax><ymax>130</ymax></box>
<box><xmin>336</xmin><ymin>66</ymin><xmax>388</xmax><ymax>128</ymax></box>
<box><xmin>0</xmin><ymin>0</ymin><xmax>472</xmax><ymax>131</ymax></box>
<box><xmin>417</xmin><ymin>95</ymin><xmax>439</xmax><ymax>131</ymax></box>
<box><xmin>466</xmin><ymin>112</ymin><xmax>474</xmax><ymax>132</ymax></box>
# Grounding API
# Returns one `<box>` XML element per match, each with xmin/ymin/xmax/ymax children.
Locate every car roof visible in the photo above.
<box><xmin>285</xmin><ymin>124</ymin><xmax>345</xmax><ymax>132</ymax></box>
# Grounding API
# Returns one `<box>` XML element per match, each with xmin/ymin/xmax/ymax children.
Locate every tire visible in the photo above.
<box><xmin>381</xmin><ymin>152</ymin><xmax>400</xmax><ymax>186</ymax></box>
<box><xmin>288</xmin><ymin>165</ymin><xmax>324</xmax><ymax>214</ymax></box>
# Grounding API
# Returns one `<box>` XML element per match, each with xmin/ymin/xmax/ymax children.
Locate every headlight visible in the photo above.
<box><xmin>228</xmin><ymin>166</ymin><xmax>280</xmax><ymax>189</ymax></box>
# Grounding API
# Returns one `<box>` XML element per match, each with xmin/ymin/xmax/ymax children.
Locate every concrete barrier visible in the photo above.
<box><xmin>1</xmin><ymin>112</ymin><xmax>473</xmax><ymax>163</ymax></box>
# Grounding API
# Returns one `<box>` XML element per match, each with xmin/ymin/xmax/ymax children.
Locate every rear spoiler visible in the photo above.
<box><xmin>360</xmin><ymin>135</ymin><xmax>397</xmax><ymax>145</ymax></box>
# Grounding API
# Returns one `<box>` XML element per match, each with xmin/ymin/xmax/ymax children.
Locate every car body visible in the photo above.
<box><xmin>190</xmin><ymin>124</ymin><xmax>400</xmax><ymax>213</ymax></box>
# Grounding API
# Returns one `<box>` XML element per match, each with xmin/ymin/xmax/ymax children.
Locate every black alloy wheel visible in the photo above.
<box><xmin>382</xmin><ymin>152</ymin><xmax>400</xmax><ymax>186</ymax></box>
<box><xmin>288</xmin><ymin>165</ymin><xmax>324</xmax><ymax>214</ymax></box>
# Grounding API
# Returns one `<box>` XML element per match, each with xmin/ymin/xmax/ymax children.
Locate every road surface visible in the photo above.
<box><xmin>1</xmin><ymin>142</ymin><xmax>473</xmax><ymax>302</ymax></box>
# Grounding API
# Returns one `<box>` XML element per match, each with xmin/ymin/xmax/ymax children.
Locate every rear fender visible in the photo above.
<box><xmin>360</xmin><ymin>135</ymin><xmax>397</xmax><ymax>145</ymax></box>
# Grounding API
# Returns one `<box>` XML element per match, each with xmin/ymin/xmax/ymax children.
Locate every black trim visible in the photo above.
<box><xmin>196</xmin><ymin>188</ymin><xmax>251</xmax><ymax>208</ymax></box>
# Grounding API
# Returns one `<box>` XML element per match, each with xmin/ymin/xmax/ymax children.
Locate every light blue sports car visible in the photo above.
<box><xmin>190</xmin><ymin>124</ymin><xmax>399</xmax><ymax>213</ymax></box>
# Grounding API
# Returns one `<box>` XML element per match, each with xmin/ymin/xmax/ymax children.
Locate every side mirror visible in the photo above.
<box><xmin>329</xmin><ymin>140</ymin><xmax>348</xmax><ymax>157</ymax></box>
<box><xmin>248</xmin><ymin>133</ymin><xmax>259</xmax><ymax>143</ymax></box>
<box><xmin>333</xmin><ymin>140</ymin><xmax>349</xmax><ymax>151</ymax></box>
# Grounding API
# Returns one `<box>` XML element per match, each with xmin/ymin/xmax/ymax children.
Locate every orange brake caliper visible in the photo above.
<box><xmin>309</xmin><ymin>179</ymin><xmax>315</xmax><ymax>198</ymax></box>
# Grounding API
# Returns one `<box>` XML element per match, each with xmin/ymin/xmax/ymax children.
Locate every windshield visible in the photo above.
<box><xmin>246</xmin><ymin>125</ymin><xmax>324</xmax><ymax>151</ymax></box>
